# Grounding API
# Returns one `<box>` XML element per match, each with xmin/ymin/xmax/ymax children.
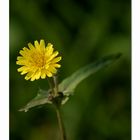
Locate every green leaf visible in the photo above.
<box><xmin>58</xmin><ymin>53</ymin><xmax>122</xmax><ymax>96</ymax></box>
<box><xmin>19</xmin><ymin>89</ymin><xmax>52</xmax><ymax>112</ymax></box>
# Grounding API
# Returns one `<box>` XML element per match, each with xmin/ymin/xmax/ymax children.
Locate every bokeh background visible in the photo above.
<box><xmin>10</xmin><ymin>0</ymin><xmax>131</xmax><ymax>140</ymax></box>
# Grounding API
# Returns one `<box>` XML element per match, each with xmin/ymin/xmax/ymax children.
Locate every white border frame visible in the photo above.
<box><xmin>0</xmin><ymin>0</ymin><xmax>9</xmax><ymax>139</ymax></box>
<box><xmin>0</xmin><ymin>0</ymin><xmax>139</xmax><ymax>139</ymax></box>
<box><xmin>132</xmin><ymin>0</ymin><xmax>140</xmax><ymax>140</ymax></box>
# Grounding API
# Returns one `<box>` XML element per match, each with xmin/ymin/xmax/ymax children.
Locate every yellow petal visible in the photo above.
<box><xmin>52</xmin><ymin>64</ymin><xmax>61</xmax><ymax>68</ymax></box>
<box><xmin>41</xmin><ymin>73</ymin><xmax>46</xmax><ymax>79</ymax></box>
<box><xmin>48</xmin><ymin>66</ymin><xmax>57</xmax><ymax>74</ymax></box>
<box><xmin>46</xmin><ymin>51</ymin><xmax>59</xmax><ymax>63</ymax></box>
<box><xmin>45</xmin><ymin>64</ymin><xmax>49</xmax><ymax>69</ymax></box>
<box><xmin>51</xmin><ymin>51</ymin><xmax>59</xmax><ymax>59</ymax></box>
<box><xmin>31</xmin><ymin>75</ymin><xmax>36</xmax><ymax>81</ymax></box>
<box><xmin>41</xmin><ymin>69</ymin><xmax>46</xmax><ymax>79</ymax></box>
<box><xmin>19</xmin><ymin>48</ymin><xmax>30</xmax><ymax>57</ymax></box>
<box><xmin>28</xmin><ymin>43</ymin><xmax>35</xmax><ymax>50</ymax></box>
<box><xmin>17</xmin><ymin>66</ymin><xmax>27</xmax><ymax>72</ymax></box>
<box><xmin>35</xmin><ymin>70</ymin><xmax>41</xmax><ymax>80</ymax></box>
<box><xmin>19</xmin><ymin>50</ymin><xmax>25</xmax><ymax>56</ymax></box>
<box><xmin>45</xmin><ymin>43</ymin><xmax>54</xmax><ymax>56</ymax></box>
<box><xmin>34</xmin><ymin>40</ymin><xmax>40</xmax><ymax>50</ymax></box>
<box><xmin>21</xmin><ymin>70</ymin><xmax>28</xmax><ymax>75</ymax></box>
<box><xmin>25</xmin><ymin>72</ymin><xmax>34</xmax><ymax>80</ymax></box>
<box><xmin>17</xmin><ymin>56</ymin><xmax>23</xmax><ymax>61</ymax></box>
<box><xmin>16</xmin><ymin>60</ymin><xmax>26</xmax><ymax>65</ymax></box>
<box><xmin>51</xmin><ymin>56</ymin><xmax>62</xmax><ymax>63</ymax></box>
<box><xmin>40</xmin><ymin>40</ymin><xmax>45</xmax><ymax>50</ymax></box>
<box><xmin>46</xmin><ymin>71</ymin><xmax>53</xmax><ymax>77</ymax></box>
<box><xmin>34</xmin><ymin>40</ymin><xmax>39</xmax><ymax>46</ymax></box>
<box><xmin>23</xmin><ymin>47</ymin><xmax>29</xmax><ymax>52</ymax></box>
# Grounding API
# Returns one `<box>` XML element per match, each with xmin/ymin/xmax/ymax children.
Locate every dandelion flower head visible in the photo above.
<box><xmin>16</xmin><ymin>40</ymin><xmax>62</xmax><ymax>81</ymax></box>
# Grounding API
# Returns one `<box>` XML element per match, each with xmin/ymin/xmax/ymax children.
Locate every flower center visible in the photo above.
<box><xmin>31</xmin><ymin>52</ymin><xmax>46</xmax><ymax>68</ymax></box>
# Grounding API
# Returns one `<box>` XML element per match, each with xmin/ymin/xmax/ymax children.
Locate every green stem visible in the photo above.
<box><xmin>47</xmin><ymin>76</ymin><xmax>67</xmax><ymax>140</ymax></box>
<box><xmin>47</xmin><ymin>78</ymin><xmax>55</xmax><ymax>96</ymax></box>
<box><xmin>53</xmin><ymin>76</ymin><xmax>58</xmax><ymax>96</ymax></box>
<box><xmin>53</xmin><ymin>76</ymin><xmax>67</xmax><ymax>140</ymax></box>
<box><xmin>56</xmin><ymin>106</ymin><xmax>67</xmax><ymax>140</ymax></box>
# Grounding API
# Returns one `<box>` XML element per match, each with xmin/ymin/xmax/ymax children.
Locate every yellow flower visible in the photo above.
<box><xmin>16</xmin><ymin>40</ymin><xmax>62</xmax><ymax>81</ymax></box>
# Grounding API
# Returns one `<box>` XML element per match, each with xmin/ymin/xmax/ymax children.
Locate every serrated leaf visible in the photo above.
<box><xmin>58</xmin><ymin>53</ymin><xmax>122</xmax><ymax>96</ymax></box>
<box><xmin>19</xmin><ymin>89</ymin><xmax>52</xmax><ymax>112</ymax></box>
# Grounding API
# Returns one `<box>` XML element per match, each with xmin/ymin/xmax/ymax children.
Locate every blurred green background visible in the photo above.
<box><xmin>10</xmin><ymin>0</ymin><xmax>131</xmax><ymax>140</ymax></box>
